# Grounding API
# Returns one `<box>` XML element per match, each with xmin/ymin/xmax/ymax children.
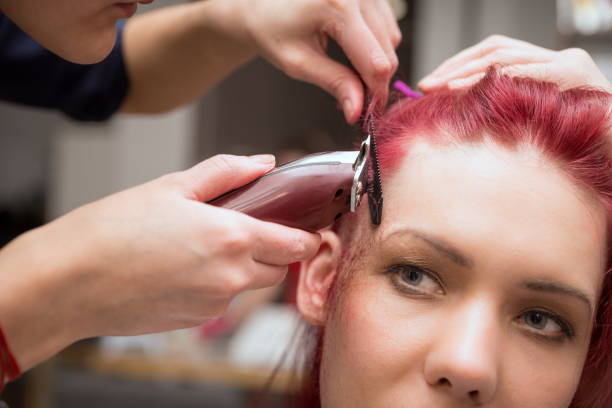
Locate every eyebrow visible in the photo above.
<box><xmin>521</xmin><ymin>280</ymin><xmax>594</xmax><ymax>314</ymax></box>
<box><xmin>383</xmin><ymin>227</ymin><xmax>474</xmax><ymax>268</ymax></box>
<box><xmin>383</xmin><ymin>227</ymin><xmax>595</xmax><ymax>313</ymax></box>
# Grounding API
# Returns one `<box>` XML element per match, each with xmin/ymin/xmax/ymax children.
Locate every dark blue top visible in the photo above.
<box><xmin>0</xmin><ymin>14</ymin><xmax>129</xmax><ymax>121</ymax></box>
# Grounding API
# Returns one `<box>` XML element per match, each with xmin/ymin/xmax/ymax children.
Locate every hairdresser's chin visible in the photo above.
<box><xmin>1</xmin><ymin>0</ymin><xmax>121</xmax><ymax>64</ymax></box>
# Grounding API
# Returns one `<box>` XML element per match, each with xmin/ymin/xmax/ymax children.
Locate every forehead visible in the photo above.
<box><xmin>378</xmin><ymin>140</ymin><xmax>607</xmax><ymax>294</ymax></box>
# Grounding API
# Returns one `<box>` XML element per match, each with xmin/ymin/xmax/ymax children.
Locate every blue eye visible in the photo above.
<box><xmin>386</xmin><ymin>264</ymin><xmax>444</xmax><ymax>296</ymax></box>
<box><xmin>519</xmin><ymin>310</ymin><xmax>574</xmax><ymax>341</ymax></box>
<box><xmin>402</xmin><ymin>267</ymin><xmax>424</xmax><ymax>285</ymax></box>
<box><xmin>524</xmin><ymin>311</ymin><xmax>550</xmax><ymax>330</ymax></box>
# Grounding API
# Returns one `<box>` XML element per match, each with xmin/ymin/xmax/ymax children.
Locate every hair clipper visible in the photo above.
<box><xmin>208</xmin><ymin>124</ymin><xmax>383</xmax><ymax>233</ymax></box>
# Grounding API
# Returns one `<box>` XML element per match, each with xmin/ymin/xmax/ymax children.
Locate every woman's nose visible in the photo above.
<box><xmin>423</xmin><ymin>299</ymin><xmax>499</xmax><ymax>404</ymax></box>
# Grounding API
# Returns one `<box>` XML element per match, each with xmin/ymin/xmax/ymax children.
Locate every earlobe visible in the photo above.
<box><xmin>296</xmin><ymin>229</ymin><xmax>342</xmax><ymax>326</ymax></box>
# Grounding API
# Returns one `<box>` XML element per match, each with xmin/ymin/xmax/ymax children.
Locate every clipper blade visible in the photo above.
<box><xmin>366</xmin><ymin>118</ymin><xmax>383</xmax><ymax>225</ymax></box>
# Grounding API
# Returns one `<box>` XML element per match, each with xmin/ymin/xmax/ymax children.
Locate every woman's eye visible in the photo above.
<box><xmin>518</xmin><ymin>310</ymin><xmax>574</xmax><ymax>341</ymax></box>
<box><xmin>387</xmin><ymin>264</ymin><xmax>444</xmax><ymax>296</ymax></box>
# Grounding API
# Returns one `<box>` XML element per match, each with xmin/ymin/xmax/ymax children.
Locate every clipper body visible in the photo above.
<box><xmin>209</xmin><ymin>151</ymin><xmax>360</xmax><ymax>232</ymax></box>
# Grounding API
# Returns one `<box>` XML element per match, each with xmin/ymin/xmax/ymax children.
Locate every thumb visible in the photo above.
<box><xmin>180</xmin><ymin>154</ymin><xmax>275</xmax><ymax>202</ymax></box>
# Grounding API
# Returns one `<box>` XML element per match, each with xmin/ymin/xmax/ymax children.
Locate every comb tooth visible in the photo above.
<box><xmin>367</xmin><ymin>117</ymin><xmax>383</xmax><ymax>225</ymax></box>
<box><xmin>359</xmin><ymin>89</ymin><xmax>383</xmax><ymax>225</ymax></box>
<box><xmin>369</xmin><ymin>121</ymin><xmax>383</xmax><ymax>196</ymax></box>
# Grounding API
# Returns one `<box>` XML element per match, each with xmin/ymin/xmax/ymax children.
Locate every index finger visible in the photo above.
<box><xmin>249</xmin><ymin>217</ymin><xmax>321</xmax><ymax>266</ymax></box>
<box><xmin>420</xmin><ymin>35</ymin><xmax>550</xmax><ymax>88</ymax></box>
<box><xmin>326</xmin><ymin>9</ymin><xmax>394</xmax><ymax>101</ymax></box>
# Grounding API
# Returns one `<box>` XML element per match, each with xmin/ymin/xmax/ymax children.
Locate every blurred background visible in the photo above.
<box><xmin>1</xmin><ymin>0</ymin><xmax>611</xmax><ymax>407</ymax></box>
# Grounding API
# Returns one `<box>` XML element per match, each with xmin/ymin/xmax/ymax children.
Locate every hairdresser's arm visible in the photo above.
<box><xmin>418</xmin><ymin>35</ymin><xmax>611</xmax><ymax>92</ymax></box>
<box><xmin>0</xmin><ymin>155</ymin><xmax>320</xmax><ymax>372</ymax></box>
<box><xmin>120</xmin><ymin>0</ymin><xmax>401</xmax><ymax>123</ymax></box>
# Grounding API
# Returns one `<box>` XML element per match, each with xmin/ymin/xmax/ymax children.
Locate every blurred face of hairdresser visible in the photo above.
<box><xmin>298</xmin><ymin>141</ymin><xmax>607</xmax><ymax>407</ymax></box>
<box><xmin>0</xmin><ymin>0</ymin><xmax>151</xmax><ymax>64</ymax></box>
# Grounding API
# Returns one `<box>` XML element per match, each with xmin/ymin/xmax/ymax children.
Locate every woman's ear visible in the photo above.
<box><xmin>296</xmin><ymin>229</ymin><xmax>342</xmax><ymax>326</ymax></box>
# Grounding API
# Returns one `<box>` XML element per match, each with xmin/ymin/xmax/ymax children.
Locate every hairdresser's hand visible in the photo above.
<box><xmin>418</xmin><ymin>35</ymin><xmax>612</xmax><ymax>92</ymax></box>
<box><xmin>0</xmin><ymin>154</ymin><xmax>320</xmax><ymax>371</ymax></box>
<box><xmin>224</xmin><ymin>0</ymin><xmax>401</xmax><ymax>123</ymax></box>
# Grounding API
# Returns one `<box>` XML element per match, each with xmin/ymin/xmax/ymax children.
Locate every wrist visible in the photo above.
<box><xmin>0</xmin><ymin>225</ymin><xmax>88</xmax><ymax>372</ymax></box>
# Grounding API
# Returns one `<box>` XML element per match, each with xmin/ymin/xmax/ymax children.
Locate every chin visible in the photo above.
<box><xmin>54</xmin><ymin>29</ymin><xmax>117</xmax><ymax>65</ymax></box>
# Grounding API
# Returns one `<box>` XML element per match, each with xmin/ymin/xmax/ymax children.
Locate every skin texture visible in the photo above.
<box><xmin>0</xmin><ymin>0</ymin><xmax>400</xmax><ymax>122</ymax></box>
<box><xmin>298</xmin><ymin>141</ymin><xmax>607</xmax><ymax>407</ymax></box>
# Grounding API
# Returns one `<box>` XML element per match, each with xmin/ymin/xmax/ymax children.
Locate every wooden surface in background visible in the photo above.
<box><xmin>56</xmin><ymin>343</ymin><xmax>300</xmax><ymax>394</ymax></box>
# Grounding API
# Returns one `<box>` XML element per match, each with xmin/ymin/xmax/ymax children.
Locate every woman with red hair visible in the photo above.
<box><xmin>295</xmin><ymin>39</ymin><xmax>611</xmax><ymax>408</ymax></box>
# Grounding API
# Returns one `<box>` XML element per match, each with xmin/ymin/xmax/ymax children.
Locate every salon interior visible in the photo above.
<box><xmin>0</xmin><ymin>0</ymin><xmax>611</xmax><ymax>407</ymax></box>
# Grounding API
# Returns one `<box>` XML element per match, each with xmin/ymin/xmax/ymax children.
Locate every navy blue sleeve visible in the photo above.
<box><xmin>0</xmin><ymin>14</ymin><xmax>129</xmax><ymax>122</ymax></box>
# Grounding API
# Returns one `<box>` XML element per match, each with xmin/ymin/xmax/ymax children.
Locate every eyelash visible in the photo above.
<box><xmin>384</xmin><ymin>264</ymin><xmax>445</xmax><ymax>297</ymax></box>
<box><xmin>384</xmin><ymin>263</ymin><xmax>576</xmax><ymax>342</ymax></box>
<box><xmin>516</xmin><ymin>309</ymin><xmax>575</xmax><ymax>343</ymax></box>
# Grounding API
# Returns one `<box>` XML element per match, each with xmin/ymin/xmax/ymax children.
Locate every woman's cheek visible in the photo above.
<box><xmin>502</xmin><ymin>335</ymin><xmax>585</xmax><ymax>407</ymax></box>
<box><xmin>320</xmin><ymin>275</ymin><xmax>439</xmax><ymax>406</ymax></box>
<box><xmin>319</xmin><ymin>273</ymin><xmax>587</xmax><ymax>408</ymax></box>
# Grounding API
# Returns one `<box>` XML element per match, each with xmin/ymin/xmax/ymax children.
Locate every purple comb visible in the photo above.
<box><xmin>393</xmin><ymin>80</ymin><xmax>423</xmax><ymax>100</ymax></box>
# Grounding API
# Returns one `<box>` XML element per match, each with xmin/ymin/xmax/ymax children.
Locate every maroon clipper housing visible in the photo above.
<box><xmin>208</xmin><ymin>151</ymin><xmax>363</xmax><ymax>232</ymax></box>
<box><xmin>209</xmin><ymin>117</ymin><xmax>383</xmax><ymax>232</ymax></box>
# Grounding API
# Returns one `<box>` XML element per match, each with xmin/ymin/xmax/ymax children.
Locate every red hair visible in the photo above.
<box><xmin>297</xmin><ymin>70</ymin><xmax>612</xmax><ymax>408</ymax></box>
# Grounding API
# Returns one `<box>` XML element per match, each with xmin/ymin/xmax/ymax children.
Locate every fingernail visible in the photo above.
<box><xmin>249</xmin><ymin>154</ymin><xmax>275</xmax><ymax>166</ymax></box>
<box><xmin>342</xmin><ymin>99</ymin><xmax>353</xmax><ymax>123</ymax></box>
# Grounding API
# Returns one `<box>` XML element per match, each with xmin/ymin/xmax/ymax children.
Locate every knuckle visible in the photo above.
<box><xmin>485</xmin><ymin>49</ymin><xmax>507</xmax><ymax>64</ymax></box>
<box><xmin>208</xmin><ymin>154</ymin><xmax>238</xmax><ymax>174</ymax></box>
<box><xmin>474</xmin><ymin>35</ymin><xmax>508</xmax><ymax>58</ymax></box>
<box><xmin>322</xmin><ymin>18</ymin><xmax>347</xmax><ymax>43</ymax></box>
<box><xmin>390</xmin><ymin>53</ymin><xmax>399</xmax><ymax>71</ymax></box>
<box><xmin>203</xmin><ymin>266</ymin><xmax>251</xmax><ymax>298</ymax></box>
<box><xmin>220</xmin><ymin>227</ymin><xmax>251</xmax><ymax>254</ymax></box>
<box><xmin>326</xmin><ymin>75</ymin><xmax>348</xmax><ymax>98</ymax></box>
<box><xmin>483</xmin><ymin>34</ymin><xmax>508</xmax><ymax>45</ymax></box>
<box><xmin>488</xmin><ymin>49</ymin><xmax>504</xmax><ymax>59</ymax></box>
<box><xmin>372</xmin><ymin>54</ymin><xmax>392</xmax><ymax>77</ymax></box>
<box><xmin>222</xmin><ymin>271</ymin><xmax>251</xmax><ymax>295</ymax></box>
<box><xmin>157</xmin><ymin>171</ymin><xmax>196</xmax><ymax>196</ymax></box>
<box><xmin>391</xmin><ymin>30</ymin><xmax>402</xmax><ymax>48</ymax></box>
<box><xmin>158</xmin><ymin>171</ymin><xmax>186</xmax><ymax>188</ymax></box>
<box><xmin>564</xmin><ymin>47</ymin><xmax>589</xmax><ymax>60</ymax></box>
<box><xmin>279</xmin><ymin>49</ymin><xmax>307</xmax><ymax>79</ymax></box>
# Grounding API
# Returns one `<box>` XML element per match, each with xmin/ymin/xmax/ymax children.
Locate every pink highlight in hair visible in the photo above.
<box><xmin>297</xmin><ymin>69</ymin><xmax>612</xmax><ymax>408</ymax></box>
